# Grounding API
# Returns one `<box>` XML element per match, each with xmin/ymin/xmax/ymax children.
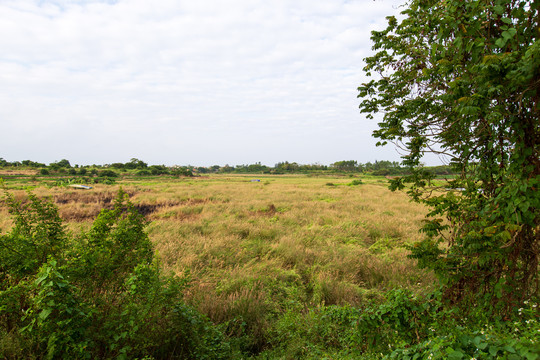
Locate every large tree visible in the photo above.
<box><xmin>358</xmin><ymin>0</ymin><xmax>539</xmax><ymax>313</ymax></box>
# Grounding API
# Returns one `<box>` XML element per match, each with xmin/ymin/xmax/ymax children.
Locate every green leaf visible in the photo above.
<box><xmin>495</xmin><ymin>38</ymin><xmax>507</xmax><ymax>48</ymax></box>
<box><xmin>493</xmin><ymin>5</ymin><xmax>505</xmax><ymax>14</ymax></box>
<box><xmin>489</xmin><ymin>345</ymin><xmax>499</xmax><ymax>356</ymax></box>
<box><xmin>519</xmin><ymin>201</ymin><xmax>530</xmax><ymax>212</ymax></box>
<box><xmin>39</xmin><ymin>308</ymin><xmax>52</xmax><ymax>320</ymax></box>
<box><xmin>36</xmin><ymin>273</ymin><xmax>49</xmax><ymax>284</ymax></box>
<box><xmin>448</xmin><ymin>350</ymin><xmax>465</xmax><ymax>359</ymax></box>
<box><xmin>502</xmin><ymin>29</ymin><xmax>517</xmax><ymax>40</ymax></box>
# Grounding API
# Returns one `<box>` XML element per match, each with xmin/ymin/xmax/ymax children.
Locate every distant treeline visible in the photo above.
<box><xmin>0</xmin><ymin>158</ymin><xmax>456</xmax><ymax>176</ymax></box>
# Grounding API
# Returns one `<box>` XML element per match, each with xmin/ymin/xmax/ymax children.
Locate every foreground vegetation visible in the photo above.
<box><xmin>1</xmin><ymin>174</ymin><xmax>538</xmax><ymax>359</ymax></box>
<box><xmin>3</xmin><ymin>0</ymin><xmax>538</xmax><ymax>356</ymax></box>
<box><xmin>0</xmin><ymin>187</ymin><xmax>229</xmax><ymax>359</ymax></box>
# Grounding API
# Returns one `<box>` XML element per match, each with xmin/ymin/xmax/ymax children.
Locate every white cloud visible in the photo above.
<box><xmin>0</xmin><ymin>0</ymin><xmax>412</xmax><ymax>166</ymax></box>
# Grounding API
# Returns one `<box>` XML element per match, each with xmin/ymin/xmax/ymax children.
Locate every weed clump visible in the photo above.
<box><xmin>347</xmin><ymin>179</ymin><xmax>363</xmax><ymax>186</ymax></box>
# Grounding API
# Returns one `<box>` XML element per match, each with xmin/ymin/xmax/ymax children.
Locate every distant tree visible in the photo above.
<box><xmin>359</xmin><ymin>0</ymin><xmax>539</xmax><ymax>313</ymax></box>
<box><xmin>125</xmin><ymin>158</ymin><xmax>148</xmax><ymax>169</ymax></box>
<box><xmin>331</xmin><ymin>160</ymin><xmax>359</xmax><ymax>172</ymax></box>
<box><xmin>275</xmin><ymin>162</ymin><xmax>300</xmax><ymax>173</ymax></box>
<box><xmin>22</xmin><ymin>160</ymin><xmax>45</xmax><ymax>168</ymax></box>
<box><xmin>148</xmin><ymin>165</ymin><xmax>169</xmax><ymax>175</ymax></box>
<box><xmin>55</xmin><ymin>159</ymin><xmax>71</xmax><ymax>168</ymax></box>
<box><xmin>171</xmin><ymin>167</ymin><xmax>193</xmax><ymax>177</ymax></box>
<box><xmin>219</xmin><ymin>165</ymin><xmax>234</xmax><ymax>173</ymax></box>
<box><xmin>110</xmin><ymin>163</ymin><xmax>125</xmax><ymax>169</ymax></box>
<box><xmin>245</xmin><ymin>162</ymin><xmax>269</xmax><ymax>173</ymax></box>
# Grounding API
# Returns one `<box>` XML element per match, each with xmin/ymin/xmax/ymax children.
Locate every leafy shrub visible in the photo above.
<box><xmin>0</xmin><ymin>192</ymin><xmax>67</xmax><ymax>279</ymax></box>
<box><xmin>149</xmin><ymin>165</ymin><xmax>170</xmax><ymax>175</ymax></box>
<box><xmin>0</xmin><ymin>189</ymin><xmax>232</xmax><ymax>359</ymax></box>
<box><xmin>262</xmin><ymin>289</ymin><xmax>539</xmax><ymax>359</ymax></box>
<box><xmin>98</xmin><ymin>169</ymin><xmax>118</xmax><ymax>178</ymax></box>
<box><xmin>347</xmin><ymin>179</ymin><xmax>363</xmax><ymax>186</ymax></box>
<box><xmin>21</xmin><ymin>259</ymin><xmax>90</xmax><ymax>359</ymax></box>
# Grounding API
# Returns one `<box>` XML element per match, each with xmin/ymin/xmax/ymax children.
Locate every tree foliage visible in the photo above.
<box><xmin>331</xmin><ymin>160</ymin><xmax>359</xmax><ymax>172</ymax></box>
<box><xmin>359</xmin><ymin>0</ymin><xmax>539</xmax><ymax>313</ymax></box>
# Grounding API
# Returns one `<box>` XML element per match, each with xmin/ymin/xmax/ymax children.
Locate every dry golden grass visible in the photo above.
<box><xmin>0</xmin><ymin>169</ymin><xmax>38</xmax><ymax>176</ymax></box>
<box><xmin>0</xmin><ymin>174</ymin><xmax>436</xmax><ymax>329</ymax></box>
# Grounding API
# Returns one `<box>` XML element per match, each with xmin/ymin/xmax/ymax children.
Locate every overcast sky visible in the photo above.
<box><xmin>0</xmin><ymin>0</ymin><xmax>435</xmax><ymax>167</ymax></box>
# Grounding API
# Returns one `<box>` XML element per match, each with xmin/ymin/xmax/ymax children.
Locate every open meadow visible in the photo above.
<box><xmin>0</xmin><ymin>174</ymin><xmax>437</xmax><ymax>354</ymax></box>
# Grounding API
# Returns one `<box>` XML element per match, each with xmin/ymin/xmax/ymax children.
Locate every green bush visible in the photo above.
<box><xmin>261</xmin><ymin>289</ymin><xmax>539</xmax><ymax>359</ymax></box>
<box><xmin>98</xmin><ymin>169</ymin><xmax>118</xmax><ymax>178</ymax></box>
<box><xmin>0</xmin><ymin>189</ymin><xmax>232</xmax><ymax>359</ymax></box>
<box><xmin>347</xmin><ymin>179</ymin><xmax>363</xmax><ymax>186</ymax></box>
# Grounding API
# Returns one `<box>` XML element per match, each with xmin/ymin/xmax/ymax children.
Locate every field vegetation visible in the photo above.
<box><xmin>0</xmin><ymin>173</ymin><xmax>432</xmax><ymax>350</ymax></box>
<box><xmin>1</xmin><ymin>0</ymin><xmax>539</xmax><ymax>356</ymax></box>
<box><xmin>1</xmin><ymin>170</ymin><xmax>537</xmax><ymax>359</ymax></box>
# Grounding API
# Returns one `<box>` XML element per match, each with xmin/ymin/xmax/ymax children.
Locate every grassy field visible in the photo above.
<box><xmin>0</xmin><ymin>173</ymin><xmax>436</xmax><ymax>355</ymax></box>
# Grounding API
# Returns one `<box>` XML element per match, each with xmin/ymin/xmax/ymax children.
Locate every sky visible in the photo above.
<box><xmin>0</xmin><ymin>0</ymin><xmax>437</xmax><ymax>167</ymax></box>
